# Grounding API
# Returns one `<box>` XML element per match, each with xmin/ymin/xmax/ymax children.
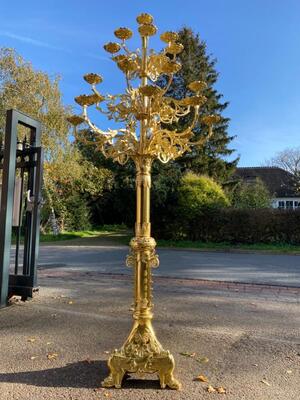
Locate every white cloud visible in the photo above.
<box><xmin>0</xmin><ymin>31</ymin><xmax>69</xmax><ymax>52</ymax></box>
<box><xmin>84</xmin><ymin>52</ymin><xmax>111</xmax><ymax>62</ymax></box>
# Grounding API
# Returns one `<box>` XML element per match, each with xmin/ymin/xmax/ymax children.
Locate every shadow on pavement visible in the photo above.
<box><xmin>0</xmin><ymin>361</ymin><xmax>107</xmax><ymax>389</ymax></box>
<box><xmin>0</xmin><ymin>360</ymin><xmax>164</xmax><ymax>390</ymax></box>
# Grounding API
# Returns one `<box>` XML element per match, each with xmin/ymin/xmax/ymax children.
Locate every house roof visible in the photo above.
<box><xmin>235</xmin><ymin>167</ymin><xmax>298</xmax><ymax>197</ymax></box>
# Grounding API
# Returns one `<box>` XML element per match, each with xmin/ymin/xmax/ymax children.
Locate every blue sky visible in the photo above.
<box><xmin>0</xmin><ymin>0</ymin><xmax>299</xmax><ymax>166</ymax></box>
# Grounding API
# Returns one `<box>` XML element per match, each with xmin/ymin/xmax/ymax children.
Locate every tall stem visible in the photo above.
<box><xmin>134</xmin><ymin>34</ymin><xmax>153</xmax><ymax>316</ymax></box>
<box><xmin>140</xmin><ymin>36</ymin><xmax>148</xmax><ymax>150</ymax></box>
<box><xmin>102</xmin><ymin>20</ymin><xmax>181</xmax><ymax>390</ymax></box>
<box><xmin>134</xmin><ymin>156</ymin><xmax>153</xmax><ymax>317</ymax></box>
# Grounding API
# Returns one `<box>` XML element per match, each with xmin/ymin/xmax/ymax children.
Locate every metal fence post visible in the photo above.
<box><xmin>0</xmin><ymin>110</ymin><xmax>17</xmax><ymax>307</ymax></box>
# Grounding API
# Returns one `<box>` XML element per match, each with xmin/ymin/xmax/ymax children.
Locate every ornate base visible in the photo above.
<box><xmin>102</xmin><ymin>319</ymin><xmax>181</xmax><ymax>390</ymax></box>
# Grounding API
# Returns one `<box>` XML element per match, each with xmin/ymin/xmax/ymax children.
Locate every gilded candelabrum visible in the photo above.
<box><xmin>68</xmin><ymin>13</ymin><xmax>219</xmax><ymax>390</ymax></box>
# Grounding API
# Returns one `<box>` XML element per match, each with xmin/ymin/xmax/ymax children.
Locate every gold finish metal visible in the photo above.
<box><xmin>68</xmin><ymin>13</ymin><xmax>220</xmax><ymax>390</ymax></box>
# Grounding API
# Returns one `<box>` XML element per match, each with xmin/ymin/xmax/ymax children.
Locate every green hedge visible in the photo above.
<box><xmin>154</xmin><ymin>208</ymin><xmax>300</xmax><ymax>244</ymax></box>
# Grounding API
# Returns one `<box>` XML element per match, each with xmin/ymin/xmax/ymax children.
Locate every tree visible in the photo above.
<box><xmin>178</xmin><ymin>172</ymin><xmax>229</xmax><ymax>214</ymax></box>
<box><xmin>0</xmin><ymin>47</ymin><xmax>70</xmax><ymax>157</ymax></box>
<box><xmin>77</xmin><ymin>28</ymin><xmax>238</xmax><ymax>228</ymax></box>
<box><xmin>43</xmin><ymin>149</ymin><xmax>113</xmax><ymax>230</ymax></box>
<box><xmin>76</xmin><ymin>131</ymin><xmax>136</xmax><ymax>226</ymax></box>
<box><xmin>158</xmin><ymin>27</ymin><xmax>238</xmax><ymax>182</ymax></box>
<box><xmin>230</xmin><ymin>178</ymin><xmax>271</xmax><ymax>209</ymax></box>
<box><xmin>0</xmin><ymin>47</ymin><xmax>112</xmax><ymax>231</ymax></box>
<box><xmin>175</xmin><ymin>173</ymin><xmax>229</xmax><ymax>240</ymax></box>
<box><xmin>264</xmin><ymin>147</ymin><xmax>300</xmax><ymax>192</ymax></box>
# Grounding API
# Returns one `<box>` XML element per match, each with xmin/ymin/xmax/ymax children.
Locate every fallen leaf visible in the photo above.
<box><xmin>179</xmin><ymin>351</ymin><xmax>191</xmax><ymax>356</ymax></box>
<box><xmin>196</xmin><ymin>374</ymin><xmax>209</xmax><ymax>382</ymax></box>
<box><xmin>104</xmin><ymin>351</ymin><xmax>110</xmax><ymax>354</ymax></box>
<box><xmin>252</xmin><ymin>363</ymin><xmax>258</xmax><ymax>367</ymax></box>
<box><xmin>216</xmin><ymin>386</ymin><xmax>227</xmax><ymax>394</ymax></box>
<box><xmin>27</xmin><ymin>338</ymin><xmax>36</xmax><ymax>343</ymax></box>
<box><xmin>261</xmin><ymin>379</ymin><xmax>270</xmax><ymax>386</ymax></box>
<box><xmin>46</xmin><ymin>342</ymin><xmax>52</xmax><ymax>345</ymax></box>
<box><xmin>179</xmin><ymin>351</ymin><xmax>196</xmax><ymax>358</ymax></box>
<box><xmin>30</xmin><ymin>356</ymin><xmax>37</xmax><ymax>360</ymax></box>
<box><xmin>286</xmin><ymin>370</ymin><xmax>293</xmax><ymax>374</ymax></box>
<box><xmin>197</xmin><ymin>357</ymin><xmax>209</xmax><ymax>364</ymax></box>
<box><xmin>104</xmin><ymin>393</ymin><xmax>111</xmax><ymax>397</ymax></box>
<box><xmin>47</xmin><ymin>352</ymin><xmax>58</xmax><ymax>360</ymax></box>
<box><xmin>68</xmin><ymin>301</ymin><xmax>73</xmax><ymax>304</ymax></box>
<box><xmin>207</xmin><ymin>385</ymin><xmax>216</xmax><ymax>393</ymax></box>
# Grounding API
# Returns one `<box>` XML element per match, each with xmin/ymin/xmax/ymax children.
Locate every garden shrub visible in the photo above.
<box><xmin>157</xmin><ymin>208</ymin><xmax>300</xmax><ymax>244</ymax></box>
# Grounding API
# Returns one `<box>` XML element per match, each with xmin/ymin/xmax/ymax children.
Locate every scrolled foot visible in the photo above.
<box><xmin>102</xmin><ymin>372</ymin><xmax>124</xmax><ymax>389</ymax></box>
<box><xmin>102</xmin><ymin>374</ymin><xmax>115</xmax><ymax>388</ymax></box>
<box><xmin>165</xmin><ymin>373</ymin><xmax>182</xmax><ymax>390</ymax></box>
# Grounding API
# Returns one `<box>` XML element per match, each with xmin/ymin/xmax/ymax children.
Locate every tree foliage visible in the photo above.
<box><xmin>158</xmin><ymin>27</ymin><xmax>238</xmax><ymax>182</ymax></box>
<box><xmin>0</xmin><ymin>47</ymin><xmax>112</xmax><ymax>231</ymax></box>
<box><xmin>265</xmin><ymin>147</ymin><xmax>300</xmax><ymax>192</ymax></box>
<box><xmin>178</xmin><ymin>173</ymin><xmax>229</xmax><ymax>216</ymax></box>
<box><xmin>77</xmin><ymin>28</ymin><xmax>237</xmax><ymax>229</ymax></box>
<box><xmin>0</xmin><ymin>47</ymin><xmax>70</xmax><ymax>158</ymax></box>
<box><xmin>229</xmin><ymin>178</ymin><xmax>271</xmax><ymax>209</ymax></box>
<box><xmin>172</xmin><ymin>173</ymin><xmax>229</xmax><ymax>240</ymax></box>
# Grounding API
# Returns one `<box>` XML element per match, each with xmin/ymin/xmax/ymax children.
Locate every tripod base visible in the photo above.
<box><xmin>102</xmin><ymin>319</ymin><xmax>181</xmax><ymax>390</ymax></box>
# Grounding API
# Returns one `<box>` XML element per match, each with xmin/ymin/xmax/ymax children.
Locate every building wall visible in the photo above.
<box><xmin>272</xmin><ymin>197</ymin><xmax>300</xmax><ymax>210</ymax></box>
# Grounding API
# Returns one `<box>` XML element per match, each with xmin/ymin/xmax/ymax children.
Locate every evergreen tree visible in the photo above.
<box><xmin>158</xmin><ymin>27</ymin><xmax>238</xmax><ymax>182</ymax></box>
<box><xmin>77</xmin><ymin>28</ymin><xmax>238</xmax><ymax>229</ymax></box>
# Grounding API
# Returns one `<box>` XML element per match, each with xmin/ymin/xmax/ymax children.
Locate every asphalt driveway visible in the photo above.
<box><xmin>32</xmin><ymin>244</ymin><xmax>300</xmax><ymax>287</ymax></box>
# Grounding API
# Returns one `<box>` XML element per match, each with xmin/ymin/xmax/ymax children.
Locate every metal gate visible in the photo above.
<box><xmin>0</xmin><ymin>109</ymin><xmax>43</xmax><ymax>308</ymax></box>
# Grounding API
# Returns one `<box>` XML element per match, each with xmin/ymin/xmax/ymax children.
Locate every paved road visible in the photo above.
<box><xmin>32</xmin><ymin>244</ymin><xmax>300</xmax><ymax>287</ymax></box>
<box><xmin>1</xmin><ymin>272</ymin><xmax>299</xmax><ymax>400</ymax></box>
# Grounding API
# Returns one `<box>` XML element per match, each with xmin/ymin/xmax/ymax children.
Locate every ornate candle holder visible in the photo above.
<box><xmin>68</xmin><ymin>12</ymin><xmax>219</xmax><ymax>390</ymax></box>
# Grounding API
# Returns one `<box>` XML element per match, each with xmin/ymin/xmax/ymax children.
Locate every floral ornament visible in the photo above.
<box><xmin>68</xmin><ymin>13</ymin><xmax>219</xmax><ymax>166</ymax></box>
<box><xmin>160</xmin><ymin>31</ymin><xmax>179</xmax><ymax>43</ymax></box>
<box><xmin>83</xmin><ymin>73</ymin><xmax>103</xmax><ymax>85</ymax></box>
<box><xmin>114</xmin><ymin>27</ymin><xmax>133</xmax><ymax>40</ymax></box>
<box><xmin>103</xmin><ymin>42</ymin><xmax>121</xmax><ymax>53</ymax></box>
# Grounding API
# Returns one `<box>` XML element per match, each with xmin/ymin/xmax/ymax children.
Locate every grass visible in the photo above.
<box><xmin>156</xmin><ymin>239</ymin><xmax>300</xmax><ymax>253</ymax></box>
<box><xmin>16</xmin><ymin>225</ymin><xmax>300</xmax><ymax>254</ymax></box>
<box><xmin>40</xmin><ymin>224</ymin><xmax>129</xmax><ymax>242</ymax></box>
<box><xmin>12</xmin><ymin>225</ymin><xmax>130</xmax><ymax>244</ymax></box>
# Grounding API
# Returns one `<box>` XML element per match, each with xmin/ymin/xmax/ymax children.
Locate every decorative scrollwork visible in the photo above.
<box><xmin>67</xmin><ymin>13</ymin><xmax>220</xmax><ymax>166</ymax></box>
<box><xmin>126</xmin><ymin>237</ymin><xmax>159</xmax><ymax>269</ymax></box>
<box><xmin>102</xmin><ymin>324</ymin><xmax>182</xmax><ymax>390</ymax></box>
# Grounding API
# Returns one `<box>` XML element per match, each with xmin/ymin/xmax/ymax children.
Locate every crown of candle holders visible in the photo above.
<box><xmin>68</xmin><ymin>13</ymin><xmax>220</xmax><ymax>390</ymax></box>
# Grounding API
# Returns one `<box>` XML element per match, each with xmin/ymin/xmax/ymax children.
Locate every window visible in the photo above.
<box><xmin>286</xmin><ymin>201</ymin><xmax>293</xmax><ymax>209</ymax></box>
<box><xmin>278</xmin><ymin>201</ymin><xmax>285</xmax><ymax>209</ymax></box>
<box><xmin>294</xmin><ymin>201</ymin><xmax>300</xmax><ymax>208</ymax></box>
